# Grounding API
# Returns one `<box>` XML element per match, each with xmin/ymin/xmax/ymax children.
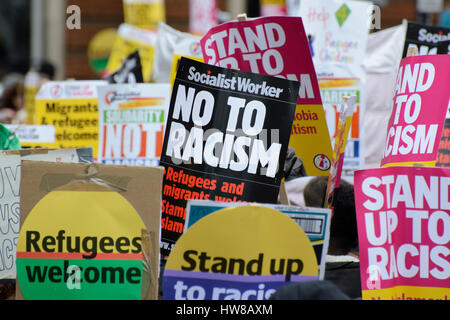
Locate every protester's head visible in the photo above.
<box><xmin>269</xmin><ymin>280</ymin><xmax>350</xmax><ymax>300</ymax></box>
<box><xmin>1</xmin><ymin>81</ymin><xmax>24</xmax><ymax>111</ymax></box>
<box><xmin>0</xmin><ymin>283</ymin><xmax>15</xmax><ymax>300</ymax></box>
<box><xmin>37</xmin><ymin>61</ymin><xmax>55</xmax><ymax>80</ymax></box>
<box><xmin>0</xmin><ymin>75</ymin><xmax>24</xmax><ymax>123</ymax></box>
<box><xmin>303</xmin><ymin>176</ymin><xmax>328</xmax><ymax>207</ymax></box>
<box><xmin>328</xmin><ymin>183</ymin><xmax>358</xmax><ymax>255</ymax></box>
<box><xmin>303</xmin><ymin>176</ymin><xmax>358</xmax><ymax>255</ymax></box>
<box><xmin>304</xmin><ymin>176</ymin><xmax>352</xmax><ymax>208</ymax></box>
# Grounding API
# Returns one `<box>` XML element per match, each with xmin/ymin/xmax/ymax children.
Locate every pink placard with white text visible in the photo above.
<box><xmin>381</xmin><ymin>55</ymin><xmax>450</xmax><ymax>167</ymax></box>
<box><xmin>200</xmin><ymin>16</ymin><xmax>321</xmax><ymax>105</ymax></box>
<box><xmin>354</xmin><ymin>166</ymin><xmax>450</xmax><ymax>300</ymax></box>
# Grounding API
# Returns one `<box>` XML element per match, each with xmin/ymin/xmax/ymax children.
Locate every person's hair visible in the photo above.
<box><xmin>304</xmin><ymin>176</ymin><xmax>328</xmax><ymax>207</ymax></box>
<box><xmin>1</xmin><ymin>81</ymin><xmax>24</xmax><ymax>111</ymax></box>
<box><xmin>269</xmin><ymin>280</ymin><xmax>350</xmax><ymax>300</ymax></box>
<box><xmin>304</xmin><ymin>176</ymin><xmax>350</xmax><ymax>207</ymax></box>
<box><xmin>37</xmin><ymin>61</ymin><xmax>55</xmax><ymax>80</ymax></box>
<box><xmin>0</xmin><ymin>283</ymin><xmax>15</xmax><ymax>300</ymax></box>
<box><xmin>328</xmin><ymin>184</ymin><xmax>358</xmax><ymax>255</ymax></box>
<box><xmin>304</xmin><ymin>176</ymin><xmax>357</xmax><ymax>255</ymax></box>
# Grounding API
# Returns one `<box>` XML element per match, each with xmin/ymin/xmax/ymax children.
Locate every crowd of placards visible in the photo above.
<box><xmin>0</xmin><ymin>0</ymin><xmax>449</xmax><ymax>301</ymax></box>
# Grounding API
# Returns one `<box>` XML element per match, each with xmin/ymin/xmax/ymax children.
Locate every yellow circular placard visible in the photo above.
<box><xmin>163</xmin><ymin>205</ymin><xmax>318</xmax><ymax>300</ymax></box>
<box><xmin>17</xmin><ymin>188</ymin><xmax>146</xmax><ymax>300</ymax></box>
<box><xmin>87</xmin><ymin>28</ymin><xmax>117</xmax><ymax>73</ymax></box>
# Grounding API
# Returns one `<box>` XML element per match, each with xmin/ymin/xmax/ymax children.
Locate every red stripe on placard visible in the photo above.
<box><xmin>17</xmin><ymin>251</ymin><xmax>142</xmax><ymax>260</ymax></box>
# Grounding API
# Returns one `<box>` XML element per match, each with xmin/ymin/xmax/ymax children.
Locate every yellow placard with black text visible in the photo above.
<box><xmin>34</xmin><ymin>80</ymin><xmax>106</xmax><ymax>158</ymax></box>
<box><xmin>163</xmin><ymin>206</ymin><xmax>319</xmax><ymax>300</ymax></box>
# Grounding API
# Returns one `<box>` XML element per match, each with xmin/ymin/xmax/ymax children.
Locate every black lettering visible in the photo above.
<box><xmin>181</xmin><ymin>250</ymin><xmax>197</xmax><ymax>271</ymax></box>
<box><xmin>26</xmin><ymin>231</ymin><xmax>41</xmax><ymax>252</ymax></box>
<box><xmin>269</xmin><ymin>258</ymin><xmax>285</xmax><ymax>275</ymax></box>
<box><xmin>116</xmin><ymin>237</ymin><xmax>130</xmax><ymax>253</ymax></box>
<box><xmin>285</xmin><ymin>259</ymin><xmax>303</xmax><ymax>281</ymax></box>
<box><xmin>211</xmin><ymin>257</ymin><xmax>227</xmax><ymax>273</ymax></box>
<box><xmin>56</xmin><ymin>230</ymin><xmax>66</xmax><ymax>252</ymax></box>
<box><xmin>25</xmin><ymin>265</ymin><xmax>47</xmax><ymax>282</ymax></box>
<box><xmin>228</xmin><ymin>258</ymin><xmax>245</xmax><ymax>275</ymax></box>
<box><xmin>85</xmin><ymin>266</ymin><xmax>100</xmax><ymax>283</ymax></box>
<box><xmin>99</xmin><ymin>236</ymin><xmax>114</xmax><ymax>253</ymax></box>
<box><xmin>82</xmin><ymin>236</ymin><xmax>98</xmax><ymax>259</ymax></box>
<box><xmin>42</xmin><ymin>236</ymin><xmax>56</xmax><ymax>252</ymax></box>
<box><xmin>67</xmin><ymin>236</ymin><xmax>80</xmax><ymax>252</ymax></box>
<box><xmin>48</xmin><ymin>266</ymin><xmax>62</xmax><ymax>282</ymax></box>
<box><xmin>131</xmin><ymin>237</ymin><xmax>142</xmax><ymax>253</ymax></box>
<box><xmin>101</xmin><ymin>267</ymin><xmax>125</xmax><ymax>284</ymax></box>
<box><xmin>24</xmin><ymin>232</ymin><xmax>145</xmax><ymax>261</ymax></box>
<box><xmin>247</xmin><ymin>253</ymin><xmax>264</xmax><ymax>275</ymax></box>
<box><xmin>63</xmin><ymin>259</ymin><xmax>70</xmax><ymax>282</ymax></box>
<box><xmin>46</xmin><ymin>102</ymin><xmax>56</xmax><ymax>113</ymax></box>
<box><xmin>126</xmin><ymin>267</ymin><xmax>141</xmax><ymax>284</ymax></box>
<box><xmin>198</xmin><ymin>252</ymin><xmax>211</xmax><ymax>272</ymax></box>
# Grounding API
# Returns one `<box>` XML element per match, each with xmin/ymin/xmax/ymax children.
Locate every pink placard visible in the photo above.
<box><xmin>200</xmin><ymin>16</ymin><xmax>321</xmax><ymax>105</ymax></box>
<box><xmin>354</xmin><ymin>166</ymin><xmax>450</xmax><ymax>293</ymax></box>
<box><xmin>381</xmin><ymin>55</ymin><xmax>450</xmax><ymax>166</ymax></box>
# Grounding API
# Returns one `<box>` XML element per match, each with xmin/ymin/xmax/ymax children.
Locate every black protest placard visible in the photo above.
<box><xmin>159</xmin><ymin>57</ymin><xmax>299</xmax><ymax>255</ymax></box>
<box><xmin>106</xmin><ymin>50</ymin><xmax>144</xmax><ymax>84</ymax></box>
<box><xmin>402</xmin><ymin>22</ymin><xmax>450</xmax><ymax>57</ymax></box>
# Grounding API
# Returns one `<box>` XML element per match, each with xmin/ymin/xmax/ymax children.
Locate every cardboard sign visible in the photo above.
<box><xmin>4</xmin><ymin>125</ymin><xmax>56</xmax><ymax>148</ymax></box>
<box><xmin>16</xmin><ymin>187</ymin><xmax>147</xmax><ymax>299</ymax></box>
<box><xmin>185</xmin><ymin>199</ymin><xmax>331</xmax><ymax>280</ymax></box>
<box><xmin>15</xmin><ymin>161</ymin><xmax>164</xmax><ymax>299</ymax></box>
<box><xmin>122</xmin><ymin>0</ymin><xmax>165</xmax><ymax>30</ymax></box>
<box><xmin>159</xmin><ymin>57</ymin><xmax>299</xmax><ymax>255</ymax></box>
<box><xmin>299</xmin><ymin>0</ymin><xmax>371</xmax><ymax>172</ymax></box>
<box><xmin>34</xmin><ymin>80</ymin><xmax>106</xmax><ymax>158</ymax></box>
<box><xmin>97</xmin><ymin>83</ymin><xmax>171</xmax><ymax>166</ymax></box>
<box><xmin>354</xmin><ymin>166</ymin><xmax>450</xmax><ymax>300</ymax></box>
<box><xmin>402</xmin><ymin>21</ymin><xmax>450</xmax><ymax>57</ymax></box>
<box><xmin>200</xmin><ymin>16</ymin><xmax>333</xmax><ymax>176</ymax></box>
<box><xmin>189</xmin><ymin>0</ymin><xmax>218</xmax><ymax>36</ymax></box>
<box><xmin>381</xmin><ymin>55</ymin><xmax>450</xmax><ymax>167</ymax></box>
<box><xmin>105</xmin><ymin>23</ymin><xmax>157</xmax><ymax>83</ymax></box>
<box><xmin>0</xmin><ymin>148</ymin><xmax>93</xmax><ymax>280</ymax></box>
<box><xmin>163</xmin><ymin>205</ymin><xmax>319</xmax><ymax>300</ymax></box>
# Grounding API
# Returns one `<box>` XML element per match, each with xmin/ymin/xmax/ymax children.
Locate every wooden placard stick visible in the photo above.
<box><xmin>237</xmin><ymin>13</ymin><xmax>247</xmax><ymax>21</ymax></box>
<box><xmin>406</xmin><ymin>46</ymin><xmax>418</xmax><ymax>57</ymax></box>
<box><xmin>278</xmin><ymin>181</ymin><xmax>291</xmax><ymax>206</ymax></box>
